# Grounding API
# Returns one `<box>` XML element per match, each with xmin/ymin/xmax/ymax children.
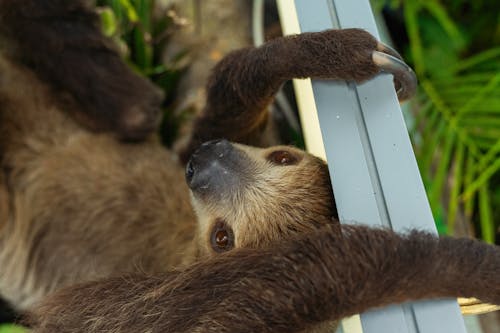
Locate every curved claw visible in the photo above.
<box><xmin>372</xmin><ymin>51</ymin><xmax>417</xmax><ymax>101</ymax></box>
<box><xmin>376</xmin><ymin>41</ymin><xmax>403</xmax><ymax>61</ymax></box>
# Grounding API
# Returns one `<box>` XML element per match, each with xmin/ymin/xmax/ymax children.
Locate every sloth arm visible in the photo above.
<box><xmin>179</xmin><ymin>29</ymin><xmax>387</xmax><ymax>163</ymax></box>
<box><xmin>30</xmin><ymin>225</ymin><xmax>499</xmax><ymax>333</ymax></box>
<box><xmin>0</xmin><ymin>0</ymin><xmax>163</xmax><ymax>140</ymax></box>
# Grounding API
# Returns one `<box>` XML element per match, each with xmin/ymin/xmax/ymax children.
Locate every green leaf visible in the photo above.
<box><xmin>404</xmin><ymin>1</ymin><xmax>425</xmax><ymax>75</ymax></box>
<box><xmin>451</xmin><ymin>47</ymin><xmax>500</xmax><ymax>73</ymax></box>
<box><xmin>119</xmin><ymin>0</ymin><xmax>138</xmax><ymax>22</ymax></box>
<box><xmin>447</xmin><ymin>140</ymin><xmax>464</xmax><ymax>231</ymax></box>
<box><xmin>434</xmin><ymin>204</ymin><xmax>448</xmax><ymax>235</ymax></box>
<box><xmin>0</xmin><ymin>324</ymin><xmax>27</xmax><ymax>333</ymax></box>
<box><xmin>428</xmin><ymin>127</ymin><xmax>456</xmax><ymax>209</ymax></box>
<box><xmin>463</xmin><ymin>154</ymin><xmax>476</xmax><ymax>220</ymax></box>
<box><xmin>422</xmin><ymin>1</ymin><xmax>465</xmax><ymax>50</ymax></box>
<box><xmin>455</xmin><ymin>73</ymin><xmax>500</xmax><ymax>118</ymax></box>
<box><xmin>131</xmin><ymin>0</ymin><xmax>153</xmax><ymax>70</ymax></box>
<box><xmin>478</xmin><ymin>184</ymin><xmax>495</xmax><ymax>244</ymax></box>
<box><xmin>99</xmin><ymin>7</ymin><xmax>118</xmax><ymax>37</ymax></box>
<box><xmin>419</xmin><ymin>113</ymin><xmax>445</xmax><ymax>178</ymax></box>
<box><xmin>462</xmin><ymin>158</ymin><xmax>500</xmax><ymax>201</ymax></box>
<box><xmin>475</xmin><ymin>139</ymin><xmax>500</xmax><ymax>174</ymax></box>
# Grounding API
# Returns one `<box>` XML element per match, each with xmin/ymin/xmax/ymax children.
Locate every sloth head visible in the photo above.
<box><xmin>186</xmin><ymin>139</ymin><xmax>338</xmax><ymax>256</ymax></box>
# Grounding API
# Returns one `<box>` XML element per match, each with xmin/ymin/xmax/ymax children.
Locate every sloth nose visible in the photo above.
<box><xmin>189</xmin><ymin>139</ymin><xmax>233</xmax><ymax>167</ymax></box>
<box><xmin>185</xmin><ymin>139</ymin><xmax>239</xmax><ymax>192</ymax></box>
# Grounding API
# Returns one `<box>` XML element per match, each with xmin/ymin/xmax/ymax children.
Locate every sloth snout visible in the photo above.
<box><xmin>185</xmin><ymin>139</ymin><xmax>242</xmax><ymax>195</ymax></box>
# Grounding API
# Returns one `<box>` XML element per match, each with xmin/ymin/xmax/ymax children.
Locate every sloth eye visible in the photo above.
<box><xmin>210</xmin><ymin>220</ymin><xmax>234</xmax><ymax>253</ymax></box>
<box><xmin>268</xmin><ymin>150</ymin><xmax>298</xmax><ymax>166</ymax></box>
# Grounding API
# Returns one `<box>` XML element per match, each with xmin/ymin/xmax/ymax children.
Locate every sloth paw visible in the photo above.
<box><xmin>309</xmin><ymin>29</ymin><xmax>417</xmax><ymax>101</ymax></box>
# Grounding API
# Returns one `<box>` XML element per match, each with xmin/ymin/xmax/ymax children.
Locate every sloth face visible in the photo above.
<box><xmin>186</xmin><ymin>140</ymin><xmax>338</xmax><ymax>256</ymax></box>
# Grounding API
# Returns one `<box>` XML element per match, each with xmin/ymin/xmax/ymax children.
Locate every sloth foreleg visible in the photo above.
<box><xmin>29</xmin><ymin>225</ymin><xmax>499</xmax><ymax>333</ymax></box>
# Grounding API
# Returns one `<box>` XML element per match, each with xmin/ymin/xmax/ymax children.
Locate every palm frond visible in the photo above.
<box><xmin>401</xmin><ymin>0</ymin><xmax>500</xmax><ymax>242</ymax></box>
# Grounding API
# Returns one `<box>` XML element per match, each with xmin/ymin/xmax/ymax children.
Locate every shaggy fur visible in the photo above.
<box><xmin>29</xmin><ymin>225</ymin><xmax>500</xmax><ymax>333</ymax></box>
<box><xmin>178</xmin><ymin>28</ymin><xmax>379</xmax><ymax>162</ymax></box>
<box><xmin>0</xmin><ymin>0</ymin><xmax>384</xmax><ymax>310</ymax></box>
<box><xmin>0</xmin><ymin>1</ymin><xmax>498</xmax><ymax>333</ymax></box>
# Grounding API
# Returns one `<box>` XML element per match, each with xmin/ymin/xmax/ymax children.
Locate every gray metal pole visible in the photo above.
<box><xmin>283</xmin><ymin>0</ymin><xmax>468</xmax><ymax>332</ymax></box>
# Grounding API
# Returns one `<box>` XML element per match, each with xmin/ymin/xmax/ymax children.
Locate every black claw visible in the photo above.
<box><xmin>372</xmin><ymin>51</ymin><xmax>417</xmax><ymax>101</ymax></box>
<box><xmin>376</xmin><ymin>42</ymin><xmax>404</xmax><ymax>61</ymax></box>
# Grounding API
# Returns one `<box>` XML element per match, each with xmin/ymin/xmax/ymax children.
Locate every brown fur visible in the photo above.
<box><xmin>0</xmin><ymin>0</ymin><xmax>380</xmax><ymax>310</ymax></box>
<box><xmin>0</xmin><ymin>1</ymin><xmax>498</xmax><ymax>332</ymax></box>
<box><xmin>29</xmin><ymin>225</ymin><xmax>500</xmax><ymax>333</ymax></box>
<box><xmin>177</xmin><ymin>29</ymin><xmax>379</xmax><ymax>162</ymax></box>
<box><xmin>0</xmin><ymin>0</ymin><xmax>163</xmax><ymax>140</ymax></box>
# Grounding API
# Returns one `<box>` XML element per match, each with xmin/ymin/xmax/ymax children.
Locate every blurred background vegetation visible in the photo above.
<box><xmin>97</xmin><ymin>0</ymin><xmax>190</xmax><ymax>146</ymax></box>
<box><xmin>373</xmin><ymin>0</ymin><xmax>500</xmax><ymax>244</ymax></box>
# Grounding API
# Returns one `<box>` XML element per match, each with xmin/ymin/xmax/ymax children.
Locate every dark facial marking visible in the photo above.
<box><xmin>210</xmin><ymin>220</ymin><xmax>234</xmax><ymax>253</ymax></box>
<box><xmin>185</xmin><ymin>140</ymin><xmax>252</xmax><ymax>201</ymax></box>
<box><xmin>267</xmin><ymin>150</ymin><xmax>299</xmax><ymax>166</ymax></box>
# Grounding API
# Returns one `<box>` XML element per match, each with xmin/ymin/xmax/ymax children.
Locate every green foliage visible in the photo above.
<box><xmin>97</xmin><ymin>0</ymin><xmax>188</xmax><ymax>146</ymax></box>
<box><xmin>0</xmin><ymin>324</ymin><xmax>27</xmax><ymax>333</ymax></box>
<box><xmin>375</xmin><ymin>0</ymin><xmax>500</xmax><ymax>243</ymax></box>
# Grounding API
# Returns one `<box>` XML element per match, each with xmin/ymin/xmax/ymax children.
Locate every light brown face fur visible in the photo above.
<box><xmin>187</xmin><ymin>141</ymin><xmax>338</xmax><ymax>256</ymax></box>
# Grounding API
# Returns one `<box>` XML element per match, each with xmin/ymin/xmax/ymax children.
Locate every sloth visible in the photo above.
<box><xmin>0</xmin><ymin>1</ymin><xmax>498</xmax><ymax>332</ymax></box>
<box><xmin>0</xmin><ymin>0</ymin><xmax>409</xmax><ymax>309</ymax></box>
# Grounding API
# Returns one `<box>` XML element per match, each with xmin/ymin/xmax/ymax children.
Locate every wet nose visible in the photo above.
<box><xmin>185</xmin><ymin>139</ymin><xmax>235</xmax><ymax>189</ymax></box>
